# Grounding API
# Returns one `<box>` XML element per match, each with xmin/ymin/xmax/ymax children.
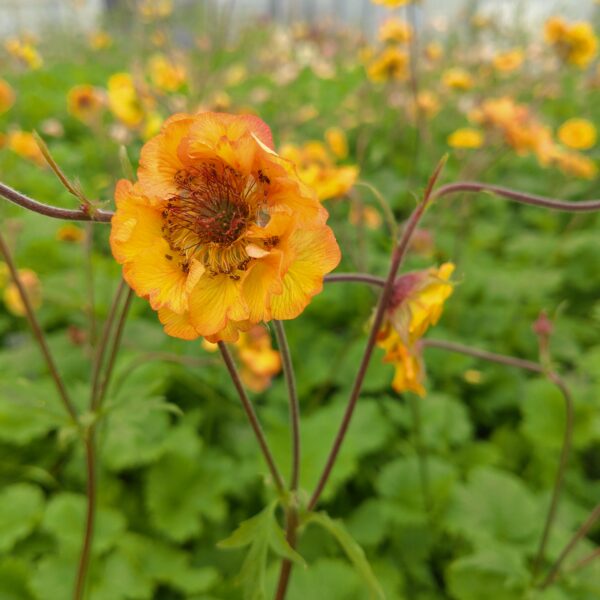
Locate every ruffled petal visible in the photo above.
<box><xmin>158</xmin><ymin>306</ymin><xmax>199</xmax><ymax>340</ymax></box>
<box><xmin>188</xmin><ymin>274</ymin><xmax>249</xmax><ymax>337</ymax></box>
<box><xmin>270</xmin><ymin>226</ymin><xmax>341</xmax><ymax>320</ymax></box>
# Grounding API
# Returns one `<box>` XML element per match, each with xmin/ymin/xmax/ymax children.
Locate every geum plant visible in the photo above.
<box><xmin>1</xmin><ymin>111</ymin><xmax>600</xmax><ymax>599</ymax></box>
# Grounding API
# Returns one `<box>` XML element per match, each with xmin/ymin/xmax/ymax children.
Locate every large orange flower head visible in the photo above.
<box><xmin>110</xmin><ymin>112</ymin><xmax>341</xmax><ymax>342</ymax></box>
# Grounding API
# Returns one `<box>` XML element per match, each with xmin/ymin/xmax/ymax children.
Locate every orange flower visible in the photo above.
<box><xmin>376</xmin><ymin>263</ymin><xmax>454</xmax><ymax>396</ymax></box>
<box><xmin>378</xmin><ymin>18</ymin><xmax>412</xmax><ymax>44</ymax></box>
<box><xmin>7</xmin><ymin>131</ymin><xmax>46</xmax><ymax>167</ymax></box>
<box><xmin>89</xmin><ymin>31</ymin><xmax>113</xmax><ymax>50</ymax></box>
<box><xmin>367</xmin><ymin>47</ymin><xmax>409</xmax><ymax>82</ymax></box>
<box><xmin>148</xmin><ymin>54</ymin><xmax>186</xmax><ymax>92</ymax></box>
<box><xmin>544</xmin><ymin>17</ymin><xmax>598</xmax><ymax>68</ymax></box>
<box><xmin>493</xmin><ymin>49</ymin><xmax>524</xmax><ymax>73</ymax></box>
<box><xmin>57</xmin><ymin>224</ymin><xmax>85</xmax><ymax>243</ymax></box>
<box><xmin>442</xmin><ymin>68</ymin><xmax>474</xmax><ymax>91</ymax></box>
<box><xmin>110</xmin><ymin>112</ymin><xmax>341</xmax><ymax>342</ymax></box>
<box><xmin>0</xmin><ymin>78</ymin><xmax>15</xmax><ymax>114</ymax></box>
<box><xmin>67</xmin><ymin>85</ymin><xmax>104</xmax><ymax>123</ymax></box>
<box><xmin>3</xmin><ymin>269</ymin><xmax>42</xmax><ymax>316</ymax></box>
<box><xmin>236</xmin><ymin>325</ymin><xmax>282</xmax><ymax>392</ymax></box>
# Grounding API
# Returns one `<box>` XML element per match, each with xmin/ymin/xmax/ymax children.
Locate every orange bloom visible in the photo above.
<box><xmin>442</xmin><ymin>68</ymin><xmax>474</xmax><ymax>91</ymax></box>
<box><xmin>56</xmin><ymin>224</ymin><xmax>85</xmax><ymax>243</ymax></box>
<box><xmin>544</xmin><ymin>17</ymin><xmax>598</xmax><ymax>68</ymax></box>
<box><xmin>7</xmin><ymin>131</ymin><xmax>46</xmax><ymax>167</ymax></box>
<box><xmin>89</xmin><ymin>31</ymin><xmax>113</xmax><ymax>50</ymax></box>
<box><xmin>367</xmin><ymin>47</ymin><xmax>409</xmax><ymax>82</ymax></box>
<box><xmin>236</xmin><ymin>325</ymin><xmax>282</xmax><ymax>392</ymax></box>
<box><xmin>148</xmin><ymin>54</ymin><xmax>186</xmax><ymax>92</ymax></box>
<box><xmin>493</xmin><ymin>49</ymin><xmax>524</xmax><ymax>73</ymax></box>
<box><xmin>110</xmin><ymin>112</ymin><xmax>341</xmax><ymax>342</ymax></box>
<box><xmin>67</xmin><ymin>85</ymin><xmax>104</xmax><ymax>123</ymax></box>
<box><xmin>557</xmin><ymin>118</ymin><xmax>597</xmax><ymax>150</ymax></box>
<box><xmin>0</xmin><ymin>78</ymin><xmax>15</xmax><ymax>114</ymax></box>
<box><xmin>378</xmin><ymin>18</ymin><xmax>412</xmax><ymax>44</ymax></box>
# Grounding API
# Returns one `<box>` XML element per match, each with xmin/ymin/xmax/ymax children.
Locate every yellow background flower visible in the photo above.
<box><xmin>3</xmin><ymin>269</ymin><xmax>42</xmax><ymax>316</ymax></box>
<box><xmin>557</xmin><ymin>118</ymin><xmax>597</xmax><ymax>150</ymax></box>
<box><xmin>448</xmin><ymin>128</ymin><xmax>484</xmax><ymax>149</ymax></box>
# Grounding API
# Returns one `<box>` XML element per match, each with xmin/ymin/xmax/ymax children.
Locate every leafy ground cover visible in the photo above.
<box><xmin>1</xmin><ymin>2</ymin><xmax>600</xmax><ymax>599</ymax></box>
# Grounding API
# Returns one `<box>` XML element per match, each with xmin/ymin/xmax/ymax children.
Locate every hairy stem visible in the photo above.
<box><xmin>307</xmin><ymin>160</ymin><xmax>444</xmax><ymax>511</ymax></box>
<box><xmin>541</xmin><ymin>503</ymin><xmax>600</xmax><ymax>588</ymax></box>
<box><xmin>217</xmin><ymin>341</ymin><xmax>286</xmax><ymax>494</ymax></box>
<box><xmin>90</xmin><ymin>280</ymin><xmax>127</xmax><ymax>411</ymax></box>
<box><xmin>73</xmin><ymin>434</ymin><xmax>96</xmax><ymax>600</ymax></box>
<box><xmin>432</xmin><ymin>181</ymin><xmax>600</xmax><ymax>212</ymax></box>
<box><xmin>0</xmin><ymin>231</ymin><xmax>79</xmax><ymax>424</ymax></box>
<box><xmin>96</xmin><ymin>288</ymin><xmax>134</xmax><ymax>409</ymax></box>
<box><xmin>422</xmin><ymin>338</ymin><xmax>574</xmax><ymax>582</ymax></box>
<box><xmin>0</xmin><ymin>181</ymin><xmax>112</xmax><ymax>222</ymax></box>
<box><xmin>272</xmin><ymin>320</ymin><xmax>301</xmax><ymax>599</ymax></box>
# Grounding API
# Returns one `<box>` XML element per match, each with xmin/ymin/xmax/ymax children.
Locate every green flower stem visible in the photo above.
<box><xmin>272</xmin><ymin>320</ymin><xmax>301</xmax><ymax>600</ymax></box>
<box><xmin>0</xmin><ymin>231</ymin><xmax>79</xmax><ymax>424</ymax></box>
<box><xmin>217</xmin><ymin>341</ymin><xmax>286</xmax><ymax>495</ymax></box>
<box><xmin>307</xmin><ymin>158</ymin><xmax>445</xmax><ymax>512</ymax></box>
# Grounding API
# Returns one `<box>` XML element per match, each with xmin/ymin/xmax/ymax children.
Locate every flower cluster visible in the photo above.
<box><xmin>280</xmin><ymin>130</ymin><xmax>358</xmax><ymax>202</ymax></box>
<box><xmin>110</xmin><ymin>112</ymin><xmax>341</xmax><ymax>342</ymax></box>
<box><xmin>544</xmin><ymin>17</ymin><xmax>598</xmax><ymax>68</ymax></box>
<box><xmin>377</xmin><ymin>263</ymin><xmax>454</xmax><ymax>396</ymax></box>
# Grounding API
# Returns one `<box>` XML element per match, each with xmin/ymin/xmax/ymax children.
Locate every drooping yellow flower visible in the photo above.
<box><xmin>557</xmin><ymin>118</ymin><xmax>597</xmax><ymax>150</ymax></box>
<box><xmin>325</xmin><ymin>127</ymin><xmax>349</xmax><ymax>160</ymax></box>
<box><xmin>110</xmin><ymin>112</ymin><xmax>341</xmax><ymax>342</ymax></box>
<box><xmin>7</xmin><ymin>131</ymin><xmax>46</xmax><ymax>167</ymax></box>
<box><xmin>378</xmin><ymin>18</ymin><xmax>413</xmax><ymax>44</ymax></box>
<box><xmin>493</xmin><ymin>49</ymin><xmax>524</xmax><ymax>73</ymax></box>
<box><xmin>67</xmin><ymin>85</ymin><xmax>104</xmax><ymax>124</ymax></box>
<box><xmin>544</xmin><ymin>18</ymin><xmax>598</xmax><ymax>68</ymax></box>
<box><xmin>367</xmin><ymin>46</ymin><xmax>409</xmax><ymax>82</ymax></box>
<box><xmin>56</xmin><ymin>225</ymin><xmax>85</xmax><ymax>243</ymax></box>
<box><xmin>3</xmin><ymin>269</ymin><xmax>42</xmax><ymax>316</ymax></box>
<box><xmin>4</xmin><ymin>37</ymin><xmax>43</xmax><ymax>69</ymax></box>
<box><xmin>442</xmin><ymin>68</ymin><xmax>474</xmax><ymax>91</ymax></box>
<box><xmin>148</xmin><ymin>54</ymin><xmax>186</xmax><ymax>92</ymax></box>
<box><xmin>447</xmin><ymin>128</ymin><xmax>484</xmax><ymax>149</ymax></box>
<box><xmin>280</xmin><ymin>141</ymin><xmax>358</xmax><ymax>201</ymax></box>
<box><xmin>0</xmin><ymin>79</ymin><xmax>15</xmax><ymax>114</ymax></box>
<box><xmin>89</xmin><ymin>31</ymin><xmax>113</xmax><ymax>50</ymax></box>
<box><xmin>107</xmin><ymin>73</ymin><xmax>146</xmax><ymax>127</ymax></box>
<box><xmin>376</xmin><ymin>263</ymin><xmax>454</xmax><ymax>397</ymax></box>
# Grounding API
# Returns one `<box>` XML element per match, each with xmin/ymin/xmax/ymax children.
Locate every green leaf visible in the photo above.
<box><xmin>219</xmin><ymin>502</ymin><xmax>304</xmax><ymax>600</ymax></box>
<box><xmin>306</xmin><ymin>511</ymin><xmax>385</xmax><ymax>600</ymax></box>
<box><xmin>445</xmin><ymin>467</ymin><xmax>540</xmax><ymax>552</ymax></box>
<box><xmin>446</xmin><ymin>547</ymin><xmax>529</xmax><ymax>600</ymax></box>
<box><xmin>0</xmin><ymin>379</ymin><xmax>64</xmax><ymax>445</ymax></box>
<box><xmin>0</xmin><ymin>558</ymin><xmax>35</xmax><ymax>600</ymax></box>
<box><xmin>42</xmin><ymin>493</ymin><xmax>126</xmax><ymax>556</ymax></box>
<box><xmin>0</xmin><ymin>483</ymin><xmax>44</xmax><ymax>553</ymax></box>
<box><xmin>145</xmin><ymin>423</ymin><xmax>233</xmax><ymax>542</ymax></box>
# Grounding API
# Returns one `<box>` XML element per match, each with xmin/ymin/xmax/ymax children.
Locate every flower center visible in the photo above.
<box><xmin>162</xmin><ymin>162</ymin><xmax>255</xmax><ymax>275</ymax></box>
